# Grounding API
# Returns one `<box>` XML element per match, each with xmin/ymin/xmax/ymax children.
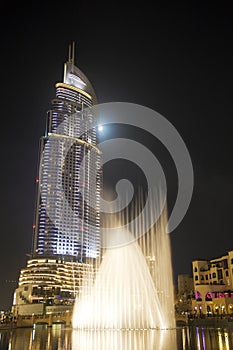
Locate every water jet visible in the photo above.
<box><xmin>72</xmin><ymin>196</ymin><xmax>175</xmax><ymax>331</ymax></box>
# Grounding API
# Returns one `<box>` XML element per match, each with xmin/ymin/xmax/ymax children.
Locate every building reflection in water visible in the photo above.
<box><xmin>191</xmin><ymin>327</ymin><xmax>232</xmax><ymax>350</ymax></box>
<box><xmin>2</xmin><ymin>325</ymin><xmax>233</xmax><ymax>349</ymax></box>
<box><xmin>7</xmin><ymin>325</ymin><xmax>72</xmax><ymax>350</ymax></box>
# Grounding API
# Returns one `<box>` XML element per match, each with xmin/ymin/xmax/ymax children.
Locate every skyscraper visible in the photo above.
<box><xmin>12</xmin><ymin>43</ymin><xmax>102</xmax><ymax>316</ymax></box>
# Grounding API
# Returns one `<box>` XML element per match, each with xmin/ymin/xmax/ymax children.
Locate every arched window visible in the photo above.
<box><xmin>207</xmin><ymin>305</ymin><xmax>212</xmax><ymax>314</ymax></box>
<box><xmin>205</xmin><ymin>292</ymin><xmax>212</xmax><ymax>301</ymax></box>
<box><xmin>228</xmin><ymin>304</ymin><xmax>233</xmax><ymax>314</ymax></box>
<box><xmin>195</xmin><ymin>290</ymin><xmax>202</xmax><ymax>301</ymax></box>
<box><xmin>194</xmin><ymin>267</ymin><xmax>198</xmax><ymax>272</ymax></box>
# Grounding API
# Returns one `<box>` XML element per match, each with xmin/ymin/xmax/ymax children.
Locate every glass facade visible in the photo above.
<box><xmin>13</xmin><ymin>45</ymin><xmax>102</xmax><ymax>314</ymax></box>
<box><xmin>16</xmin><ymin>258</ymin><xmax>94</xmax><ymax>305</ymax></box>
<box><xmin>32</xmin><ymin>53</ymin><xmax>102</xmax><ymax>262</ymax></box>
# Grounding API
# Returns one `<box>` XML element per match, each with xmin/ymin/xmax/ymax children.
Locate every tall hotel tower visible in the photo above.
<box><xmin>12</xmin><ymin>43</ymin><xmax>102</xmax><ymax>316</ymax></box>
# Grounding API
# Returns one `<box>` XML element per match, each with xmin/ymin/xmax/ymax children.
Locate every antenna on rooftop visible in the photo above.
<box><xmin>72</xmin><ymin>41</ymin><xmax>75</xmax><ymax>63</ymax></box>
<box><xmin>68</xmin><ymin>41</ymin><xmax>76</xmax><ymax>64</ymax></box>
<box><xmin>68</xmin><ymin>44</ymin><xmax>71</xmax><ymax>62</ymax></box>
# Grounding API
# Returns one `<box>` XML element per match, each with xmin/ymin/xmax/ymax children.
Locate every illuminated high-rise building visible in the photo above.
<box><xmin>13</xmin><ymin>43</ymin><xmax>102</xmax><ymax>316</ymax></box>
<box><xmin>32</xmin><ymin>44</ymin><xmax>101</xmax><ymax>260</ymax></box>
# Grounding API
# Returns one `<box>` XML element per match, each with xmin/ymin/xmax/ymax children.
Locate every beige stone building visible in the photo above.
<box><xmin>192</xmin><ymin>250</ymin><xmax>233</xmax><ymax>315</ymax></box>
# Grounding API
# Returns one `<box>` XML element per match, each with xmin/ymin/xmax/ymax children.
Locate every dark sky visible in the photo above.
<box><xmin>0</xmin><ymin>1</ymin><xmax>232</xmax><ymax>310</ymax></box>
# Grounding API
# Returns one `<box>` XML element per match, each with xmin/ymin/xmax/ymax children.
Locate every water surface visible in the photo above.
<box><xmin>1</xmin><ymin>325</ymin><xmax>233</xmax><ymax>349</ymax></box>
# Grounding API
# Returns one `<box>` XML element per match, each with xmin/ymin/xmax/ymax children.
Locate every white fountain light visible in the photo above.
<box><xmin>72</xmin><ymin>197</ymin><xmax>176</xmax><ymax>332</ymax></box>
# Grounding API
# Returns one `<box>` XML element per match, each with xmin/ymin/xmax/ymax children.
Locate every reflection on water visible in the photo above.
<box><xmin>0</xmin><ymin>325</ymin><xmax>72</xmax><ymax>350</ymax></box>
<box><xmin>72</xmin><ymin>328</ymin><xmax>177</xmax><ymax>350</ymax></box>
<box><xmin>0</xmin><ymin>325</ymin><xmax>233</xmax><ymax>349</ymax></box>
<box><xmin>176</xmin><ymin>326</ymin><xmax>233</xmax><ymax>350</ymax></box>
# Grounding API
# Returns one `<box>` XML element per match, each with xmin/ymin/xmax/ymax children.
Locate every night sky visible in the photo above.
<box><xmin>0</xmin><ymin>1</ymin><xmax>232</xmax><ymax>310</ymax></box>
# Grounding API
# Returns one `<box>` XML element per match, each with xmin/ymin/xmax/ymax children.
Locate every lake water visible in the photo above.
<box><xmin>0</xmin><ymin>325</ymin><xmax>233</xmax><ymax>349</ymax></box>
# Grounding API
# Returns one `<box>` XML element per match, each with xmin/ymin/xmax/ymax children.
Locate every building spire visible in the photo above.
<box><xmin>68</xmin><ymin>41</ymin><xmax>76</xmax><ymax>64</ymax></box>
<box><xmin>72</xmin><ymin>41</ymin><xmax>75</xmax><ymax>63</ymax></box>
<box><xmin>68</xmin><ymin>44</ymin><xmax>71</xmax><ymax>62</ymax></box>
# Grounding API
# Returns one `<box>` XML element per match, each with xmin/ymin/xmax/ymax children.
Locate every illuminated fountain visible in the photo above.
<box><xmin>72</xmin><ymin>194</ymin><xmax>176</xmax><ymax>332</ymax></box>
<box><xmin>73</xmin><ymin>228</ymin><xmax>166</xmax><ymax>330</ymax></box>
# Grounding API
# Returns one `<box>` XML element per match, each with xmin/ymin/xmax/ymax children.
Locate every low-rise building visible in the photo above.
<box><xmin>191</xmin><ymin>250</ymin><xmax>233</xmax><ymax>315</ymax></box>
<box><xmin>175</xmin><ymin>274</ymin><xmax>193</xmax><ymax>314</ymax></box>
<box><xmin>12</xmin><ymin>258</ymin><xmax>94</xmax><ymax>317</ymax></box>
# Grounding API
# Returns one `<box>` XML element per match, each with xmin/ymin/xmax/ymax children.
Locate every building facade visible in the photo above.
<box><xmin>192</xmin><ymin>251</ymin><xmax>233</xmax><ymax>315</ymax></box>
<box><xmin>13</xmin><ymin>43</ymin><xmax>102</xmax><ymax>316</ymax></box>
<box><xmin>175</xmin><ymin>274</ymin><xmax>193</xmax><ymax>315</ymax></box>
<box><xmin>178</xmin><ymin>274</ymin><xmax>193</xmax><ymax>296</ymax></box>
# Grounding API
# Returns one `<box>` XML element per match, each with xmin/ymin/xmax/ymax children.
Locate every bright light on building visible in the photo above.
<box><xmin>13</xmin><ymin>43</ymin><xmax>102</xmax><ymax>318</ymax></box>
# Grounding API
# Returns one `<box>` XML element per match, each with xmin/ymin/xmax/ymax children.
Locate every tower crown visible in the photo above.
<box><xmin>62</xmin><ymin>42</ymin><xmax>97</xmax><ymax>104</ymax></box>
